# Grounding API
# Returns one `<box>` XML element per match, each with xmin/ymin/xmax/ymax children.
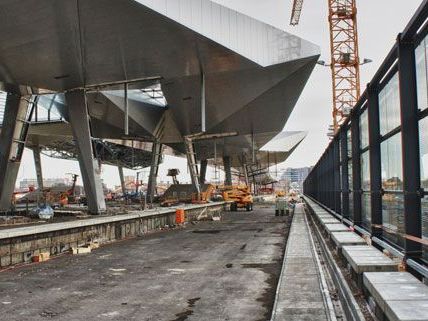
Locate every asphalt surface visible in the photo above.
<box><xmin>0</xmin><ymin>206</ymin><xmax>291</xmax><ymax>321</ymax></box>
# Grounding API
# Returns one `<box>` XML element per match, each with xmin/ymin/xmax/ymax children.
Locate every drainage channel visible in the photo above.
<box><xmin>271</xmin><ymin>203</ymin><xmax>346</xmax><ymax>321</ymax></box>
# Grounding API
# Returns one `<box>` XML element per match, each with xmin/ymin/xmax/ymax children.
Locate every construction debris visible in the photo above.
<box><xmin>32</xmin><ymin>252</ymin><xmax>50</xmax><ymax>262</ymax></box>
<box><xmin>71</xmin><ymin>247</ymin><xmax>92</xmax><ymax>255</ymax></box>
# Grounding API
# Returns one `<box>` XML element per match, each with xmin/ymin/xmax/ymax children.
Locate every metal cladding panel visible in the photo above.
<box><xmin>260</xmin><ymin>131</ymin><xmax>308</xmax><ymax>152</ymax></box>
<box><xmin>137</xmin><ymin>0</ymin><xmax>320</xmax><ymax>67</ymax></box>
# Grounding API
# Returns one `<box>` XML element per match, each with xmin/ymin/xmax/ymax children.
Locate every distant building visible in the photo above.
<box><xmin>19</xmin><ymin>177</ymin><xmax>71</xmax><ymax>189</ymax></box>
<box><xmin>280</xmin><ymin>167</ymin><xmax>312</xmax><ymax>193</ymax></box>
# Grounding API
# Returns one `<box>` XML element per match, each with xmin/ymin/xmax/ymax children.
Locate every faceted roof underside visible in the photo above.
<box><xmin>0</xmin><ymin>0</ymin><xmax>319</xmax><ymax>162</ymax></box>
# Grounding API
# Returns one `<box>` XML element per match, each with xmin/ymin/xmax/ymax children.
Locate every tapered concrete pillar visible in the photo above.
<box><xmin>0</xmin><ymin>88</ymin><xmax>33</xmax><ymax>211</ymax></box>
<box><xmin>200</xmin><ymin>159</ymin><xmax>208</xmax><ymax>184</ymax></box>
<box><xmin>33</xmin><ymin>145</ymin><xmax>43</xmax><ymax>190</ymax></box>
<box><xmin>118</xmin><ymin>166</ymin><xmax>126</xmax><ymax>195</ymax></box>
<box><xmin>147</xmin><ymin>141</ymin><xmax>162</xmax><ymax>203</ymax></box>
<box><xmin>65</xmin><ymin>90</ymin><xmax>106</xmax><ymax>214</ymax></box>
<box><xmin>223</xmin><ymin>156</ymin><xmax>232</xmax><ymax>186</ymax></box>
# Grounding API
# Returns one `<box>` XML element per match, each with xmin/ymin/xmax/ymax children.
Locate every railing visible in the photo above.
<box><xmin>304</xmin><ymin>0</ymin><xmax>428</xmax><ymax>267</ymax></box>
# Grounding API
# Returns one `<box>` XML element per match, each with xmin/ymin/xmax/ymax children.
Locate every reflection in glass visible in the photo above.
<box><xmin>362</xmin><ymin>192</ymin><xmax>371</xmax><ymax>228</ymax></box>
<box><xmin>382</xmin><ymin>193</ymin><xmax>404</xmax><ymax>248</ymax></box>
<box><xmin>348</xmin><ymin>160</ymin><xmax>354</xmax><ymax>220</ymax></box>
<box><xmin>416</xmin><ymin>38</ymin><xmax>428</xmax><ymax>111</ymax></box>
<box><xmin>360</xmin><ymin>108</ymin><xmax>369</xmax><ymax>149</ymax></box>
<box><xmin>361</xmin><ymin>151</ymin><xmax>370</xmax><ymax>191</ymax></box>
<box><xmin>381</xmin><ymin>133</ymin><xmax>403</xmax><ymax>191</ymax></box>
<box><xmin>421</xmin><ymin>197</ymin><xmax>428</xmax><ymax>263</ymax></box>
<box><xmin>419</xmin><ymin>117</ymin><xmax>428</xmax><ymax>189</ymax></box>
<box><xmin>379</xmin><ymin>73</ymin><xmax>401</xmax><ymax>136</ymax></box>
<box><xmin>347</xmin><ymin>128</ymin><xmax>352</xmax><ymax>158</ymax></box>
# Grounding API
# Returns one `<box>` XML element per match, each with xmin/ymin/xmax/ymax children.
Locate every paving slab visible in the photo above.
<box><xmin>363</xmin><ymin>272</ymin><xmax>428</xmax><ymax>321</ymax></box>
<box><xmin>324</xmin><ymin>223</ymin><xmax>350</xmax><ymax>234</ymax></box>
<box><xmin>331</xmin><ymin>231</ymin><xmax>366</xmax><ymax>248</ymax></box>
<box><xmin>318</xmin><ymin>217</ymin><xmax>341</xmax><ymax>226</ymax></box>
<box><xmin>343</xmin><ymin>246</ymin><xmax>397</xmax><ymax>273</ymax></box>
<box><xmin>384</xmin><ymin>300</ymin><xmax>428</xmax><ymax>321</ymax></box>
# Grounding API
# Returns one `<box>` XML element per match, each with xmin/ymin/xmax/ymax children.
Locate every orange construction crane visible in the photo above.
<box><xmin>290</xmin><ymin>0</ymin><xmax>366</xmax><ymax>134</ymax></box>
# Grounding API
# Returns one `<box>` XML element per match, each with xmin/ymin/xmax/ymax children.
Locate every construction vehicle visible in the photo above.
<box><xmin>161</xmin><ymin>184</ymin><xmax>215</xmax><ymax>207</ymax></box>
<box><xmin>220</xmin><ymin>186</ymin><xmax>253</xmax><ymax>212</ymax></box>
<box><xmin>167</xmin><ymin>168</ymin><xmax>180</xmax><ymax>185</ymax></box>
<box><xmin>275</xmin><ymin>196</ymin><xmax>289</xmax><ymax>216</ymax></box>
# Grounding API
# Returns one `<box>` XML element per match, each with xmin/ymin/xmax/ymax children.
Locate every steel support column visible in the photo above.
<box><xmin>340</xmin><ymin>129</ymin><xmax>349</xmax><ymax>217</ymax></box>
<box><xmin>200</xmin><ymin>159</ymin><xmax>208</xmax><ymax>184</ymax></box>
<box><xmin>118</xmin><ymin>166</ymin><xmax>126</xmax><ymax>195</ymax></box>
<box><xmin>33</xmin><ymin>145</ymin><xmax>44</xmax><ymax>190</ymax></box>
<box><xmin>398</xmin><ymin>35</ymin><xmax>422</xmax><ymax>258</ymax></box>
<box><xmin>223</xmin><ymin>156</ymin><xmax>232</xmax><ymax>186</ymax></box>
<box><xmin>147</xmin><ymin>141</ymin><xmax>162</xmax><ymax>203</ymax></box>
<box><xmin>65</xmin><ymin>90</ymin><xmax>106</xmax><ymax>214</ymax></box>
<box><xmin>367</xmin><ymin>83</ymin><xmax>383</xmax><ymax>237</ymax></box>
<box><xmin>0</xmin><ymin>88</ymin><xmax>33</xmax><ymax>211</ymax></box>
<box><xmin>351</xmin><ymin>113</ymin><xmax>362</xmax><ymax>225</ymax></box>
<box><xmin>184</xmin><ymin>137</ymin><xmax>200</xmax><ymax>193</ymax></box>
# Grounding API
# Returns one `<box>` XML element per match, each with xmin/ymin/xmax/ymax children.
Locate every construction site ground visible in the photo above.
<box><xmin>0</xmin><ymin>205</ymin><xmax>292</xmax><ymax>321</ymax></box>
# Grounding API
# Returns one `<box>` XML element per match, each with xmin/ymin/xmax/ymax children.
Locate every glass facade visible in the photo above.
<box><xmin>416</xmin><ymin>37</ymin><xmax>428</xmax><ymax>111</ymax></box>
<box><xmin>361</xmin><ymin>151</ymin><xmax>371</xmax><ymax>227</ymax></box>
<box><xmin>419</xmin><ymin>118</ymin><xmax>428</xmax><ymax>255</ymax></box>
<box><xmin>305</xmin><ymin>9</ymin><xmax>428</xmax><ymax>267</ymax></box>
<box><xmin>379</xmin><ymin>74</ymin><xmax>401</xmax><ymax>136</ymax></box>
<box><xmin>381</xmin><ymin>134</ymin><xmax>403</xmax><ymax>192</ymax></box>
<box><xmin>360</xmin><ymin>108</ymin><xmax>369</xmax><ymax>149</ymax></box>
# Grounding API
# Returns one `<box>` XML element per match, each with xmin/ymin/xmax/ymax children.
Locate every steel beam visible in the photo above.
<box><xmin>33</xmin><ymin>145</ymin><xmax>44</xmax><ymax>190</ymax></box>
<box><xmin>184</xmin><ymin>137</ymin><xmax>200</xmax><ymax>193</ymax></box>
<box><xmin>200</xmin><ymin>159</ymin><xmax>208</xmax><ymax>184</ymax></box>
<box><xmin>146</xmin><ymin>141</ymin><xmax>162</xmax><ymax>203</ymax></box>
<box><xmin>367</xmin><ymin>83</ymin><xmax>382</xmax><ymax>237</ymax></box>
<box><xmin>0</xmin><ymin>87</ymin><xmax>33</xmax><ymax>211</ymax></box>
<box><xmin>398</xmin><ymin>35</ymin><xmax>422</xmax><ymax>258</ymax></box>
<box><xmin>223</xmin><ymin>156</ymin><xmax>232</xmax><ymax>186</ymax></box>
<box><xmin>65</xmin><ymin>90</ymin><xmax>106</xmax><ymax>214</ymax></box>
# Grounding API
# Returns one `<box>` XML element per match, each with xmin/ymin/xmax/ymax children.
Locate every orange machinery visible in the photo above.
<box><xmin>220</xmin><ymin>185</ymin><xmax>253</xmax><ymax>212</ymax></box>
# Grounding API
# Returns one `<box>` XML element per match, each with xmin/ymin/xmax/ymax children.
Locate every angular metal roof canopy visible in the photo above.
<box><xmin>0</xmin><ymin>0</ymin><xmax>319</xmax><ymax>166</ymax></box>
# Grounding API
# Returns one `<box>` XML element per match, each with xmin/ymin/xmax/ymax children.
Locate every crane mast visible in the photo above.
<box><xmin>290</xmin><ymin>0</ymin><xmax>361</xmax><ymax>134</ymax></box>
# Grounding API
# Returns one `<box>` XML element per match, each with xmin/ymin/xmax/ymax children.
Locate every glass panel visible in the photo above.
<box><xmin>362</xmin><ymin>192</ymin><xmax>371</xmax><ymax>228</ymax></box>
<box><xmin>421</xmin><ymin>196</ymin><xmax>428</xmax><ymax>263</ymax></box>
<box><xmin>348</xmin><ymin>160</ymin><xmax>353</xmax><ymax>220</ymax></box>
<box><xmin>360</xmin><ymin>108</ymin><xmax>369</xmax><ymax>149</ymax></box>
<box><xmin>379</xmin><ymin>73</ymin><xmax>401</xmax><ymax>136</ymax></box>
<box><xmin>347</xmin><ymin>128</ymin><xmax>352</xmax><ymax>158</ymax></box>
<box><xmin>361</xmin><ymin>151</ymin><xmax>370</xmax><ymax>191</ymax></box>
<box><xmin>382</xmin><ymin>193</ymin><xmax>405</xmax><ymax>248</ymax></box>
<box><xmin>416</xmin><ymin>38</ymin><xmax>428</xmax><ymax>112</ymax></box>
<box><xmin>381</xmin><ymin>133</ymin><xmax>403</xmax><ymax>191</ymax></box>
<box><xmin>419</xmin><ymin>116</ymin><xmax>428</xmax><ymax>190</ymax></box>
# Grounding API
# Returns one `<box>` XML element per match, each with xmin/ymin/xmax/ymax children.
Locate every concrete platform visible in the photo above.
<box><xmin>324</xmin><ymin>223</ymin><xmax>350</xmax><ymax>235</ymax></box>
<box><xmin>0</xmin><ymin>206</ymin><xmax>289</xmax><ymax>321</ymax></box>
<box><xmin>0</xmin><ymin>202</ymin><xmax>227</xmax><ymax>268</ymax></box>
<box><xmin>272</xmin><ymin>204</ymin><xmax>329</xmax><ymax>321</ymax></box>
<box><xmin>342</xmin><ymin>245</ymin><xmax>397</xmax><ymax>274</ymax></box>
<box><xmin>363</xmin><ymin>272</ymin><xmax>428</xmax><ymax>321</ymax></box>
<box><xmin>331</xmin><ymin>231</ymin><xmax>366</xmax><ymax>249</ymax></box>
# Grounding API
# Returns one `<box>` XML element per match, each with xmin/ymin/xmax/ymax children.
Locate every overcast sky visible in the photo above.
<box><xmin>16</xmin><ymin>0</ymin><xmax>424</xmax><ymax>189</ymax></box>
